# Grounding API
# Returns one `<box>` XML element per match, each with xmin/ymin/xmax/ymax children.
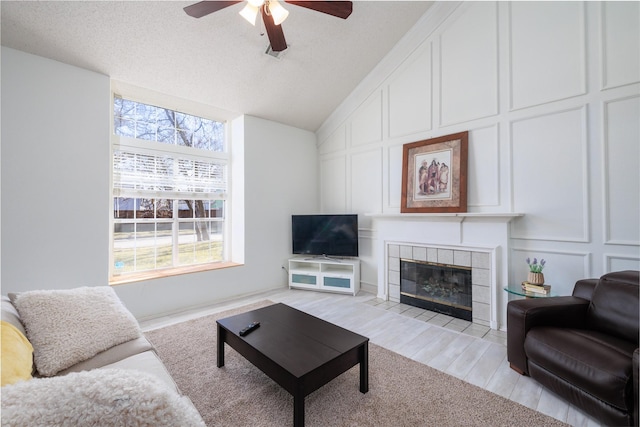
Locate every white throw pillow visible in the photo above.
<box><xmin>13</xmin><ymin>286</ymin><xmax>141</xmax><ymax>376</ymax></box>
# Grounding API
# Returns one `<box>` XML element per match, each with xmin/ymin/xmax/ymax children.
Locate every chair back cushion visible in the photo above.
<box><xmin>587</xmin><ymin>270</ymin><xmax>639</xmax><ymax>344</ymax></box>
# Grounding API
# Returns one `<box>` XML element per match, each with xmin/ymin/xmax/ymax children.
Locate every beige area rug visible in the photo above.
<box><xmin>145</xmin><ymin>301</ymin><xmax>567</xmax><ymax>427</ymax></box>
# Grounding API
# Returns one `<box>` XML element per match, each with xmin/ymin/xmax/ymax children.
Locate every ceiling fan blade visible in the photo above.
<box><xmin>285</xmin><ymin>1</ymin><xmax>352</xmax><ymax>19</ymax></box>
<box><xmin>261</xmin><ymin>7</ymin><xmax>288</xmax><ymax>52</ymax></box>
<box><xmin>184</xmin><ymin>1</ymin><xmax>242</xmax><ymax>18</ymax></box>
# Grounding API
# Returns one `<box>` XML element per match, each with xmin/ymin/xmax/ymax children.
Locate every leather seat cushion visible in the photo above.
<box><xmin>525</xmin><ymin>327</ymin><xmax>636</xmax><ymax>411</ymax></box>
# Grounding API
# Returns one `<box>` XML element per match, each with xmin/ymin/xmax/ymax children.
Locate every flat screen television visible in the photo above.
<box><xmin>292</xmin><ymin>214</ymin><xmax>358</xmax><ymax>257</ymax></box>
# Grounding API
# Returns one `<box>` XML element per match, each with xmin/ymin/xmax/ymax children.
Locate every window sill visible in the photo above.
<box><xmin>109</xmin><ymin>261</ymin><xmax>243</xmax><ymax>286</ymax></box>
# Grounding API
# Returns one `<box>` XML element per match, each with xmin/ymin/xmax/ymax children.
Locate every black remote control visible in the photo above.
<box><xmin>239</xmin><ymin>321</ymin><xmax>260</xmax><ymax>336</ymax></box>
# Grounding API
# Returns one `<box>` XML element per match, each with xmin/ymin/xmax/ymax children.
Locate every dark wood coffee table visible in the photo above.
<box><xmin>217</xmin><ymin>303</ymin><xmax>369</xmax><ymax>427</ymax></box>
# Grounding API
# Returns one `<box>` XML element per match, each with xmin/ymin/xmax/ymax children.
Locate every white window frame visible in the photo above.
<box><xmin>109</xmin><ymin>85</ymin><xmax>235</xmax><ymax>283</ymax></box>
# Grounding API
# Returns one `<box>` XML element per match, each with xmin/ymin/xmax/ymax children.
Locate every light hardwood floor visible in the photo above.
<box><xmin>140</xmin><ymin>288</ymin><xmax>603</xmax><ymax>427</ymax></box>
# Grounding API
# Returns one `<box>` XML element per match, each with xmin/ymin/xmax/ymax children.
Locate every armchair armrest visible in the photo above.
<box><xmin>507</xmin><ymin>296</ymin><xmax>590</xmax><ymax>375</ymax></box>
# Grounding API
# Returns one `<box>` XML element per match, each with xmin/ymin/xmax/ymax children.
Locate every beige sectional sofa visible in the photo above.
<box><xmin>1</xmin><ymin>288</ymin><xmax>204</xmax><ymax>426</ymax></box>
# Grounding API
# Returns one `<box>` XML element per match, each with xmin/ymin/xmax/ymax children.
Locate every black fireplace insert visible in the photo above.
<box><xmin>400</xmin><ymin>260</ymin><xmax>472</xmax><ymax>321</ymax></box>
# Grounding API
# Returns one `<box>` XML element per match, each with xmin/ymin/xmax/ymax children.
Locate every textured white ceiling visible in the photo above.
<box><xmin>1</xmin><ymin>1</ymin><xmax>433</xmax><ymax>131</ymax></box>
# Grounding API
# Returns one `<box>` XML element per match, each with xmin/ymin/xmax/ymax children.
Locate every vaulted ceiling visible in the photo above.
<box><xmin>1</xmin><ymin>1</ymin><xmax>434</xmax><ymax>131</ymax></box>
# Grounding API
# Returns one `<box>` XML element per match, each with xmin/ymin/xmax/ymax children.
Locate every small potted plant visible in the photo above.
<box><xmin>526</xmin><ymin>257</ymin><xmax>546</xmax><ymax>285</ymax></box>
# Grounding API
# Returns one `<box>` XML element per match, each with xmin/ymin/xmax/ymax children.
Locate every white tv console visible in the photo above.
<box><xmin>288</xmin><ymin>257</ymin><xmax>360</xmax><ymax>296</ymax></box>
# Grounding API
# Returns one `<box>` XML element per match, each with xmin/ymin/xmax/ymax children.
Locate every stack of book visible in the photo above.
<box><xmin>521</xmin><ymin>281</ymin><xmax>551</xmax><ymax>295</ymax></box>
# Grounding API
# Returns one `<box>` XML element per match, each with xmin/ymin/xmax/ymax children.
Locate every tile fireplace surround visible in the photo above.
<box><xmin>389</xmin><ymin>244</ymin><xmax>492</xmax><ymax>326</ymax></box>
<box><xmin>369</xmin><ymin>213</ymin><xmax>522</xmax><ymax>330</ymax></box>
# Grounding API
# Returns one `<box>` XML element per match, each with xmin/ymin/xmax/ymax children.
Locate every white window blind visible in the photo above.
<box><xmin>113</xmin><ymin>150</ymin><xmax>227</xmax><ymax>200</ymax></box>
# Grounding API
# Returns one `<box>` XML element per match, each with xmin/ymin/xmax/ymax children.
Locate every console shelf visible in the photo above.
<box><xmin>289</xmin><ymin>257</ymin><xmax>360</xmax><ymax>296</ymax></box>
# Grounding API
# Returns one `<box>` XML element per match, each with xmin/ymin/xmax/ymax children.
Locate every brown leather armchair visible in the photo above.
<box><xmin>507</xmin><ymin>270</ymin><xmax>639</xmax><ymax>426</ymax></box>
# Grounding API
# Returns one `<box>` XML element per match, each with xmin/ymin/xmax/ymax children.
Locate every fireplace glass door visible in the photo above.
<box><xmin>400</xmin><ymin>260</ymin><xmax>472</xmax><ymax>321</ymax></box>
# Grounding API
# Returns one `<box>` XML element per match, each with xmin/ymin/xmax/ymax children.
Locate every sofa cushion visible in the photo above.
<box><xmin>525</xmin><ymin>327</ymin><xmax>636</xmax><ymax>411</ymax></box>
<box><xmin>100</xmin><ymin>350</ymin><xmax>181</xmax><ymax>394</ymax></box>
<box><xmin>1</xmin><ymin>321</ymin><xmax>34</xmax><ymax>386</ymax></box>
<box><xmin>56</xmin><ymin>336</ymin><xmax>155</xmax><ymax>376</ymax></box>
<box><xmin>12</xmin><ymin>286</ymin><xmax>141</xmax><ymax>376</ymax></box>
<box><xmin>587</xmin><ymin>270</ymin><xmax>639</xmax><ymax>344</ymax></box>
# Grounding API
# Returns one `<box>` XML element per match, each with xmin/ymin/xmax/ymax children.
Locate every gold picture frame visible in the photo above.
<box><xmin>401</xmin><ymin>131</ymin><xmax>468</xmax><ymax>213</ymax></box>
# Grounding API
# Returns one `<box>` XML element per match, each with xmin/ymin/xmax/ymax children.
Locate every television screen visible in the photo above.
<box><xmin>292</xmin><ymin>214</ymin><xmax>358</xmax><ymax>257</ymax></box>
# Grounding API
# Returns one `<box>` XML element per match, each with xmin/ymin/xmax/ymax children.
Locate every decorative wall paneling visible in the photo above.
<box><xmin>606</xmin><ymin>254</ymin><xmax>640</xmax><ymax>273</ymax></box>
<box><xmin>510</xmin><ymin>107</ymin><xmax>589</xmax><ymax>243</ymax></box>
<box><xmin>351</xmin><ymin>91</ymin><xmax>383</xmax><ymax>146</ymax></box>
<box><xmin>315</xmin><ymin>1</ymin><xmax>462</xmax><ymax>146</ymax></box>
<box><xmin>319</xmin><ymin>123</ymin><xmax>346</xmax><ymax>155</ymax></box>
<box><xmin>316</xmin><ymin>1</ymin><xmax>640</xmax><ymax>292</ymax></box>
<box><xmin>601</xmin><ymin>1</ymin><xmax>640</xmax><ymax>90</ymax></box>
<box><xmin>352</xmin><ymin>151</ymin><xmax>378</xmax><ymax>293</ymax></box>
<box><xmin>350</xmin><ymin>148</ymin><xmax>383</xmax><ymax>214</ymax></box>
<box><xmin>511</xmin><ymin>247</ymin><xmax>591</xmax><ymax>296</ymax></box>
<box><xmin>439</xmin><ymin>1</ymin><xmax>499</xmax><ymax>126</ymax></box>
<box><xmin>357</xmin><ymin>227</ymin><xmax>377</xmax><ymax>294</ymax></box>
<box><xmin>602</xmin><ymin>96</ymin><xmax>640</xmax><ymax>245</ymax></box>
<box><xmin>386</xmin><ymin>144</ymin><xmax>404</xmax><ymax>210</ymax></box>
<box><xmin>467</xmin><ymin>125</ymin><xmax>501</xmax><ymax>208</ymax></box>
<box><xmin>388</xmin><ymin>42</ymin><xmax>432</xmax><ymax>138</ymax></box>
<box><xmin>319</xmin><ymin>155</ymin><xmax>347</xmax><ymax>213</ymax></box>
<box><xmin>508</xmin><ymin>1</ymin><xmax>586</xmax><ymax>110</ymax></box>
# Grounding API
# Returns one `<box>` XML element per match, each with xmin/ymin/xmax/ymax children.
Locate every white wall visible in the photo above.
<box><xmin>1</xmin><ymin>47</ymin><xmax>318</xmax><ymax>319</ymax></box>
<box><xmin>316</xmin><ymin>1</ymin><xmax>640</xmax><ymax>294</ymax></box>
<box><xmin>1</xmin><ymin>47</ymin><xmax>111</xmax><ymax>290</ymax></box>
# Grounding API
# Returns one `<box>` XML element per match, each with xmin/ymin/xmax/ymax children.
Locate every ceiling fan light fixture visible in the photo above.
<box><xmin>266</xmin><ymin>0</ymin><xmax>289</xmax><ymax>26</ymax></box>
<box><xmin>239</xmin><ymin>3</ymin><xmax>260</xmax><ymax>25</ymax></box>
<box><xmin>184</xmin><ymin>0</ymin><xmax>354</xmax><ymax>54</ymax></box>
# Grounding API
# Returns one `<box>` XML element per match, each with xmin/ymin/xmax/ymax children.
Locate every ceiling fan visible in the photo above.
<box><xmin>184</xmin><ymin>1</ymin><xmax>353</xmax><ymax>52</ymax></box>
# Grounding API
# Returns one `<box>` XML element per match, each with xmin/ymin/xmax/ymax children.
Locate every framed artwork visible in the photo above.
<box><xmin>401</xmin><ymin>131</ymin><xmax>468</xmax><ymax>213</ymax></box>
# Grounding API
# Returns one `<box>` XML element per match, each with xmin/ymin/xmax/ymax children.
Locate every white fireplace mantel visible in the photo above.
<box><xmin>367</xmin><ymin>212</ymin><xmax>524</xmax><ymax>330</ymax></box>
<box><xmin>366</xmin><ymin>212</ymin><xmax>523</xmax><ymax>223</ymax></box>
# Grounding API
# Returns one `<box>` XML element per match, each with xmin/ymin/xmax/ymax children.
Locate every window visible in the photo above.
<box><xmin>111</xmin><ymin>95</ymin><xmax>229</xmax><ymax>279</ymax></box>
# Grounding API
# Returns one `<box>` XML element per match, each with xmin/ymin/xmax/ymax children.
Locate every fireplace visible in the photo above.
<box><xmin>371</xmin><ymin>213</ymin><xmax>522</xmax><ymax>330</ymax></box>
<box><xmin>387</xmin><ymin>244</ymin><xmax>493</xmax><ymax>327</ymax></box>
<box><xmin>400</xmin><ymin>260</ymin><xmax>473</xmax><ymax>321</ymax></box>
